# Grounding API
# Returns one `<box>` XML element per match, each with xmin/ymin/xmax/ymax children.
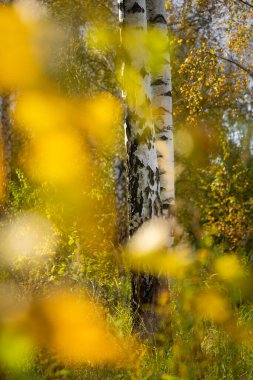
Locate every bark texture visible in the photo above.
<box><xmin>114</xmin><ymin>156</ymin><xmax>128</xmax><ymax>246</ymax></box>
<box><xmin>0</xmin><ymin>95</ymin><xmax>12</xmax><ymax>181</ymax></box>
<box><xmin>147</xmin><ymin>0</ymin><xmax>175</xmax><ymax>244</ymax></box>
<box><xmin>121</xmin><ymin>0</ymin><xmax>162</xmax><ymax>335</ymax></box>
<box><xmin>121</xmin><ymin>0</ymin><xmax>161</xmax><ymax>236</ymax></box>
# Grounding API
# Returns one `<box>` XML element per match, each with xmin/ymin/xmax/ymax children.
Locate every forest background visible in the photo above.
<box><xmin>0</xmin><ymin>0</ymin><xmax>252</xmax><ymax>379</ymax></box>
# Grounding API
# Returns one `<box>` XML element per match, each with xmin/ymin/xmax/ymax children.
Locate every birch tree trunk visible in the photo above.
<box><xmin>120</xmin><ymin>0</ymin><xmax>162</xmax><ymax>335</ymax></box>
<box><xmin>147</xmin><ymin>0</ymin><xmax>175</xmax><ymax>245</ymax></box>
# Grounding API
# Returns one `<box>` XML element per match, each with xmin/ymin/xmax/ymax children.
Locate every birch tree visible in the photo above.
<box><xmin>147</xmin><ymin>0</ymin><xmax>175</xmax><ymax>245</ymax></box>
<box><xmin>120</xmin><ymin>0</ymin><xmax>162</xmax><ymax>333</ymax></box>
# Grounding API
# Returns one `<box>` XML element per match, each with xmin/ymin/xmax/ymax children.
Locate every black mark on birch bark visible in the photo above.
<box><xmin>150</xmin><ymin>14</ymin><xmax>167</xmax><ymax>24</ymax></box>
<box><xmin>128</xmin><ymin>2</ymin><xmax>145</xmax><ymax>14</ymax></box>
<box><xmin>151</xmin><ymin>79</ymin><xmax>167</xmax><ymax>86</ymax></box>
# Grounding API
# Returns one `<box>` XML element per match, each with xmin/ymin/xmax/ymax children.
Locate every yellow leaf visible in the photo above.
<box><xmin>29</xmin><ymin>291</ymin><xmax>124</xmax><ymax>365</ymax></box>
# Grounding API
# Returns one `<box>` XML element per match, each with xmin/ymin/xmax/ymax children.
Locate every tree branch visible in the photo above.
<box><xmin>208</xmin><ymin>52</ymin><xmax>253</xmax><ymax>78</ymax></box>
<box><xmin>236</xmin><ymin>0</ymin><xmax>253</xmax><ymax>8</ymax></box>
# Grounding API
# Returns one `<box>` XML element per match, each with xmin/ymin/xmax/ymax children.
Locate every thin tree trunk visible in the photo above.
<box><xmin>0</xmin><ymin>0</ymin><xmax>13</xmax><ymax>191</ymax></box>
<box><xmin>145</xmin><ymin>1</ymin><xmax>175</xmax><ymax>341</ymax></box>
<box><xmin>147</xmin><ymin>0</ymin><xmax>175</xmax><ymax>245</ymax></box>
<box><xmin>120</xmin><ymin>0</ymin><xmax>162</xmax><ymax>336</ymax></box>
<box><xmin>114</xmin><ymin>156</ymin><xmax>129</xmax><ymax>246</ymax></box>
<box><xmin>0</xmin><ymin>95</ymin><xmax>12</xmax><ymax>186</ymax></box>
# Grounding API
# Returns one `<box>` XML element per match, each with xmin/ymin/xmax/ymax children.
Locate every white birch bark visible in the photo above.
<box><xmin>120</xmin><ymin>0</ymin><xmax>162</xmax><ymax>334</ymax></box>
<box><xmin>147</xmin><ymin>0</ymin><xmax>175</xmax><ymax>245</ymax></box>
<box><xmin>121</xmin><ymin>0</ymin><xmax>161</xmax><ymax>234</ymax></box>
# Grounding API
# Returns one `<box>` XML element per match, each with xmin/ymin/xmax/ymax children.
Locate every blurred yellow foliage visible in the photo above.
<box><xmin>121</xmin><ymin>65</ymin><xmax>146</xmax><ymax>109</ymax></box>
<box><xmin>29</xmin><ymin>292</ymin><xmax>123</xmax><ymax>365</ymax></box>
<box><xmin>145</xmin><ymin>27</ymin><xmax>169</xmax><ymax>75</ymax></box>
<box><xmin>13</xmin><ymin>89</ymin><xmax>122</xmax><ymax>200</ymax></box>
<box><xmin>25</xmin><ymin>130</ymin><xmax>87</xmax><ymax>185</ymax></box>
<box><xmin>126</xmin><ymin>219</ymin><xmax>193</xmax><ymax>278</ymax></box>
<box><xmin>175</xmin><ymin>128</ymin><xmax>194</xmax><ymax>158</ymax></box>
<box><xmin>15</xmin><ymin>91</ymin><xmax>72</xmax><ymax>132</ymax></box>
<box><xmin>78</xmin><ymin>92</ymin><xmax>123</xmax><ymax>148</ymax></box>
<box><xmin>0</xmin><ymin>212</ymin><xmax>59</xmax><ymax>263</ymax></box>
<box><xmin>120</xmin><ymin>65</ymin><xmax>153</xmax><ymax>124</ymax></box>
<box><xmin>215</xmin><ymin>255</ymin><xmax>243</xmax><ymax>281</ymax></box>
<box><xmin>0</xmin><ymin>5</ymin><xmax>42</xmax><ymax>89</ymax></box>
<box><xmin>15</xmin><ymin>90</ymin><xmax>122</xmax><ymax>151</ymax></box>
<box><xmin>87</xmin><ymin>25</ymin><xmax>119</xmax><ymax>52</ymax></box>
<box><xmin>127</xmin><ymin>219</ymin><xmax>169</xmax><ymax>255</ymax></box>
<box><xmin>87</xmin><ymin>25</ymin><xmax>170</xmax><ymax>77</ymax></box>
<box><xmin>196</xmin><ymin>291</ymin><xmax>230</xmax><ymax>323</ymax></box>
<box><xmin>123</xmin><ymin>27</ymin><xmax>169</xmax><ymax>74</ymax></box>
